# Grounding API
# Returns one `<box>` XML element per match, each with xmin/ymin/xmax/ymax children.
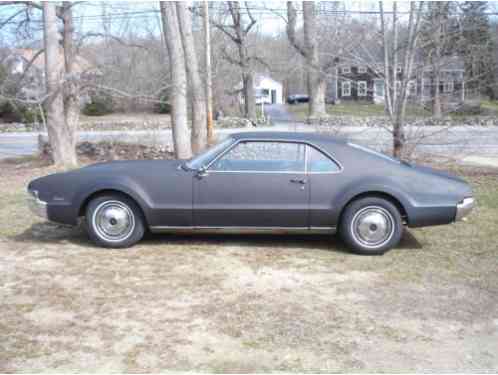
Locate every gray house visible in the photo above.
<box><xmin>327</xmin><ymin>55</ymin><xmax>466</xmax><ymax>106</ymax></box>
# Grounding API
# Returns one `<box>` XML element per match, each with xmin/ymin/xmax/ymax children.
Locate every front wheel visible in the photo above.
<box><xmin>85</xmin><ymin>194</ymin><xmax>145</xmax><ymax>248</ymax></box>
<box><xmin>340</xmin><ymin>197</ymin><xmax>403</xmax><ymax>255</ymax></box>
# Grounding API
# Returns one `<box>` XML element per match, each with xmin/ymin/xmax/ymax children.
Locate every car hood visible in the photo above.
<box><xmin>28</xmin><ymin>159</ymin><xmax>185</xmax><ymax>201</ymax></box>
<box><xmin>79</xmin><ymin>159</ymin><xmax>183</xmax><ymax>175</ymax></box>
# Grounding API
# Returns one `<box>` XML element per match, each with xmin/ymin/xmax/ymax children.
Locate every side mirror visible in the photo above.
<box><xmin>196</xmin><ymin>165</ymin><xmax>208</xmax><ymax>179</ymax></box>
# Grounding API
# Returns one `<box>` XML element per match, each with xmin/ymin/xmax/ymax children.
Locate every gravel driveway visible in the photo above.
<box><xmin>1</xmin><ymin>160</ymin><xmax>497</xmax><ymax>372</ymax></box>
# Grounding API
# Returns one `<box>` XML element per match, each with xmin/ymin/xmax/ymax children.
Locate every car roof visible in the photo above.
<box><xmin>229</xmin><ymin>131</ymin><xmax>347</xmax><ymax>144</ymax></box>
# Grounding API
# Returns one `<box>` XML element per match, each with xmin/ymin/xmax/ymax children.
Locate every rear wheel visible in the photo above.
<box><xmin>85</xmin><ymin>194</ymin><xmax>145</xmax><ymax>248</ymax></box>
<box><xmin>340</xmin><ymin>197</ymin><xmax>403</xmax><ymax>255</ymax></box>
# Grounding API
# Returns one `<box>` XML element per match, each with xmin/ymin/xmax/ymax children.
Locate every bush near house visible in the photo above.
<box><xmin>155</xmin><ymin>89</ymin><xmax>172</xmax><ymax>114</ymax></box>
<box><xmin>82</xmin><ymin>92</ymin><xmax>114</xmax><ymax>116</ymax></box>
<box><xmin>0</xmin><ymin>101</ymin><xmax>41</xmax><ymax>124</ymax></box>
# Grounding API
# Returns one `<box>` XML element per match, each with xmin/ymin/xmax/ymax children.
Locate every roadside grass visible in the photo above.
<box><xmin>287</xmin><ymin>102</ymin><xmax>431</xmax><ymax>120</ymax></box>
<box><xmin>480</xmin><ymin>100</ymin><xmax>498</xmax><ymax>114</ymax></box>
<box><xmin>0</xmin><ymin>158</ymin><xmax>497</xmax><ymax>372</ymax></box>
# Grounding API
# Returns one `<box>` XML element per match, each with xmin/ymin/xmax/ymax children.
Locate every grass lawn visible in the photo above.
<box><xmin>288</xmin><ymin>102</ymin><xmax>431</xmax><ymax>120</ymax></box>
<box><xmin>480</xmin><ymin>100</ymin><xmax>498</xmax><ymax>114</ymax></box>
<box><xmin>0</xmin><ymin>157</ymin><xmax>497</xmax><ymax>372</ymax></box>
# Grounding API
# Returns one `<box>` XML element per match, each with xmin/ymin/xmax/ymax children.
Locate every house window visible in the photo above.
<box><xmin>374</xmin><ymin>79</ymin><xmax>384</xmax><ymax>97</ymax></box>
<box><xmin>341</xmin><ymin>66</ymin><xmax>351</xmax><ymax>74</ymax></box>
<box><xmin>341</xmin><ymin>81</ymin><xmax>351</xmax><ymax>97</ymax></box>
<box><xmin>408</xmin><ymin>80</ymin><xmax>416</xmax><ymax>95</ymax></box>
<box><xmin>443</xmin><ymin>80</ymin><xmax>454</xmax><ymax>93</ymax></box>
<box><xmin>396</xmin><ymin>67</ymin><xmax>402</xmax><ymax>73</ymax></box>
<box><xmin>357</xmin><ymin>66</ymin><xmax>367</xmax><ymax>74</ymax></box>
<box><xmin>357</xmin><ymin>81</ymin><xmax>367</xmax><ymax>96</ymax></box>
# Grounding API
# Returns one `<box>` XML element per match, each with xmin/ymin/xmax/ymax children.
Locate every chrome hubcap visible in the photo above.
<box><xmin>92</xmin><ymin>201</ymin><xmax>135</xmax><ymax>242</ymax></box>
<box><xmin>351</xmin><ymin>206</ymin><xmax>394</xmax><ymax>248</ymax></box>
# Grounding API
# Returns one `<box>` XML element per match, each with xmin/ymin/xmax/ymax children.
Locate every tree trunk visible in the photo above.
<box><xmin>61</xmin><ymin>2</ymin><xmax>79</xmax><ymax>168</ymax></box>
<box><xmin>391</xmin><ymin>2</ymin><xmax>398</xmax><ymax>110</ymax></box>
<box><xmin>392</xmin><ymin>118</ymin><xmax>404</xmax><ymax>158</ymax></box>
<box><xmin>203</xmin><ymin>0</ymin><xmax>214</xmax><ymax>145</ymax></box>
<box><xmin>303</xmin><ymin>2</ymin><xmax>327</xmax><ymax>118</ymax></box>
<box><xmin>379</xmin><ymin>2</ymin><xmax>393</xmax><ymax>117</ymax></box>
<box><xmin>176</xmin><ymin>2</ymin><xmax>207</xmax><ymax>154</ymax></box>
<box><xmin>43</xmin><ymin>2</ymin><xmax>77</xmax><ymax>169</ymax></box>
<box><xmin>160</xmin><ymin>2</ymin><xmax>192</xmax><ymax>159</ymax></box>
<box><xmin>242</xmin><ymin>69</ymin><xmax>256</xmax><ymax>121</ymax></box>
<box><xmin>236</xmin><ymin>34</ymin><xmax>255</xmax><ymax>120</ymax></box>
<box><xmin>432</xmin><ymin>68</ymin><xmax>442</xmax><ymax>119</ymax></box>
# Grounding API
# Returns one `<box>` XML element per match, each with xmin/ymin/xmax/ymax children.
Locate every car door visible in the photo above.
<box><xmin>193</xmin><ymin>140</ymin><xmax>309</xmax><ymax>228</ymax></box>
<box><xmin>306</xmin><ymin>145</ymin><xmax>343</xmax><ymax>228</ymax></box>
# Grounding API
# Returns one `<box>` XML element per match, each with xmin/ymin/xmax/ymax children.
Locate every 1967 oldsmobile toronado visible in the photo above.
<box><xmin>27</xmin><ymin>132</ymin><xmax>475</xmax><ymax>255</ymax></box>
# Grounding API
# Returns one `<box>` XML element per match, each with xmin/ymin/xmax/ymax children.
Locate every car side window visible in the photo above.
<box><xmin>307</xmin><ymin>146</ymin><xmax>341</xmax><ymax>172</ymax></box>
<box><xmin>210</xmin><ymin>141</ymin><xmax>306</xmax><ymax>172</ymax></box>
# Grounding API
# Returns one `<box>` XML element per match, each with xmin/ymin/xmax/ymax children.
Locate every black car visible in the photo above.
<box><xmin>27</xmin><ymin>132</ymin><xmax>474</xmax><ymax>255</ymax></box>
<box><xmin>287</xmin><ymin>94</ymin><xmax>309</xmax><ymax>104</ymax></box>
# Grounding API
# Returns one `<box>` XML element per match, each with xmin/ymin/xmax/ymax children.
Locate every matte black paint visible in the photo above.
<box><xmin>27</xmin><ymin>132</ymin><xmax>473</xmax><ymax>231</ymax></box>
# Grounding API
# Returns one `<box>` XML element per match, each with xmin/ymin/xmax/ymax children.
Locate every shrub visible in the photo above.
<box><xmin>0</xmin><ymin>101</ymin><xmax>41</xmax><ymax>124</ymax></box>
<box><xmin>82</xmin><ymin>93</ymin><xmax>114</xmax><ymax>116</ymax></box>
<box><xmin>155</xmin><ymin>89</ymin><xmax>172</xmax><ymax>114</ymax></box>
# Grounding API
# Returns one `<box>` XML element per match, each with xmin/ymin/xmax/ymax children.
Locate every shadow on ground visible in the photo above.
<box><xmin>12</xmin><ymin>221</ymin><xmax>422</xmax><ymax>253</ymax></box>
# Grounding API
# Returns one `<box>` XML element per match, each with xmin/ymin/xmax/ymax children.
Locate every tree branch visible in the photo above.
<box><xmin>286</xmin><ymin>2</ymin><xmax>306</xmax><ymax>58</ymax></box>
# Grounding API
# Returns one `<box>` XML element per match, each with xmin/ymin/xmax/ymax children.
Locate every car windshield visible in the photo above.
<box><xmin>185</xmin><ymin>137</ymin><xmax>234</xmax><ymax>170</ymax></box>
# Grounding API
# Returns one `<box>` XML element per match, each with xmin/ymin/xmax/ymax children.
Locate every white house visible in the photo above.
<box><xmin>254</xmin><ymin>75</ymin><xmax>284</xmax><ymax>105</ymax></box>
<box><xmin>237</xmin><ymin>75</ymin><xmax>284</xmax><ymax>105</ymax></box>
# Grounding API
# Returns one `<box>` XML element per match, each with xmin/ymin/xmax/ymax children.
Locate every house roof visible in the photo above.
<box><xmin>254</xmin><ymin>74</ymin><xmax>282</xmax><ymax>86</ymax></box>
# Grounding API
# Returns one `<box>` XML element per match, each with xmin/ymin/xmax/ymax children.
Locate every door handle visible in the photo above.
<box><xmin>290</xmin><ymin>178</ymin><xmax>307</xmax><ymax>185</ymax></box>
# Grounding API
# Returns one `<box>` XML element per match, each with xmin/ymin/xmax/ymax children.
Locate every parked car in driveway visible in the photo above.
<box><xmin>287</xmin><ymin>94</ymin><xmax>309</xmax><ymax>104</ymax></box>
<box><xmin>27</xmin><ymin>132</ymin><xmax>475</xmax><ymax>254</ymax></box>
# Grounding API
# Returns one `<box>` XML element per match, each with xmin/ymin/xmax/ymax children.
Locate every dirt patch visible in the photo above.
<box><xmin>0</xmin><ymin>159</ymin><xmax>497</xmax><ymax>372</ymax></box>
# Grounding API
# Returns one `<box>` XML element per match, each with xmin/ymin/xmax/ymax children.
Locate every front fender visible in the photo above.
<box><xmin>72</xmin><ymin>176</ymin><xmax>153</xmax><ymax>223</ymax></box>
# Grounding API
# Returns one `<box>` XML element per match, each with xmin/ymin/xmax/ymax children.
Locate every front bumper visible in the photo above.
<box><xmin>455</xmin><ymin>197</ymin><xmax>475</xmax><ymax>221</ymax></box>
<box><xmin>27</xmin><ymin>190</ymin><xmax>48</xmax><ymax>220</ymax></box>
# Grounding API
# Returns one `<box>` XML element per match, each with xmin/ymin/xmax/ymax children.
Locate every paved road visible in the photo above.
<box><xmin>264</xmin><ymin>104</ymin><xmax>296</xmax><ymax>122</ymax></box>
<box><xmin>2</xmin><ymin>124</ymin><xmax>498</xmax><ymax>161</ymax></box>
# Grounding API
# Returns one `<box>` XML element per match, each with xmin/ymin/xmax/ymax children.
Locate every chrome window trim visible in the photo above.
<box><xmin>205</xmin><ymin>138</ymin><xmax>343</xmax><ymax>175</ymax></box>
<box><xmin>187</xmin><ymin>137</ymin><xmax>236</xmax><ymax>170</ymax></box>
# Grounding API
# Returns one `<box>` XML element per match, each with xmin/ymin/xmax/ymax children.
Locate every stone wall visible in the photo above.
<box><xmin>0</xmin><ymin>115</ymin><xmax>260</xmax><ymax>133</ymax></box>
<box><xmin>307</xmin><ymin>115</ymin><xmax>498</xmax><ymax>128</ymax></box>
<box><xmin>40</xmin><ymin>140</ymin><xmax>175</xmax><ymax>162</ymax></box>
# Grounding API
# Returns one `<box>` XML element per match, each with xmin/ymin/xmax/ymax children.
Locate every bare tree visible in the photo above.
<box><xmin>210</xmin><ymin>2</ymin><xmax>257</xmax><ymax>121</ymax></box>
<box><xmin>421</xmin><ymin>2</ymin><xmax>455</xmax><ymax>119</ymax></box>
<box><xmin>287</xmin><ymin>2</ymin><xmax>327</xmax><ymax>119</ymax></box>
<box><xmin>176</xmin><ymin>2</ymin><xmax>207</xmax><ymax>154</ymax></box>
<box><xmin>380</xmin><ymin>1</ymin><xmax>424</xmax><ymax>157</ymax></box>
<box><xmin>203</xmin><ymin>0</ymin><xmax>214</xmax><ymax>144</ymax></box>
<box><xmin>43</xmin><ymin>2</ymin><xmax>77</xmax><ymax>169</ymax></box>
<box><xmin>160</xmin><ymin>2</ymin><xmax>192</xmax><ymax>159</ymax></box>
<box><xmin>61</xmin><ymin>2</ymin><xmax>79</xmax><ymax>165</ymax></box>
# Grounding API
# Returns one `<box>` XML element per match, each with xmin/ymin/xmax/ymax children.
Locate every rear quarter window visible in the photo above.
<box><xmin>307</xmin><ymin>146</ymin><xmax>341</xmax><ymax>172</ymax></box>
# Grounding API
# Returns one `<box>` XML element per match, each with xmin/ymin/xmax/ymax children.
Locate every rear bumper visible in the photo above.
<box><xmin>455</xmin><ymin>197</ymin><xmax>475</xmax><ymax>221</ymax></box>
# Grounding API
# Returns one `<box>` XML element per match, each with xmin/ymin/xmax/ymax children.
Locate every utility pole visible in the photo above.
<box><xmin>203</xmin><ymin>0</ymin><xmax>214</xmax><ymax>144</ymax></box>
